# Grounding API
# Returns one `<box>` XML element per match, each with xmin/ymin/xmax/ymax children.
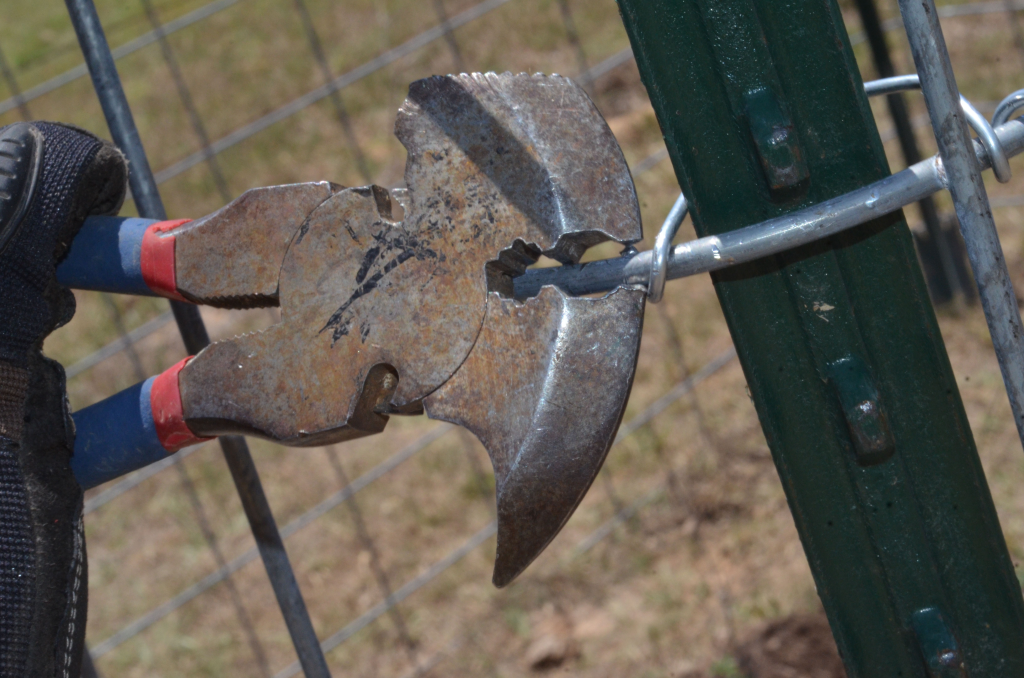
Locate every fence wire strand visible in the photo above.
<box><xmin>7</xmin><ymin>0</ymin><xmax>1007</xmax><ymax>673</ymax></box>
<box><xmin>324</xmin><ymin>447</ymin><xmax>421</xmax><ymax>664</ymax></box>
<box><xmin>292</xmin><ymin>0</ymin><xmax>374</xmax><ymax>183</ymax></box>
<box><xmin>0</xmin><ymin>0</ymin><xmax>243</xmax><ymax>117</ymax></box>
<box><xmin>273</xmin><ymin>346</ymin><xmax>738</xmax><ymax>678</ymax></box>
<box><xmin>100</xmin><ymin>298</ymin><xmax>272</xmax><ymax>677</ymax></box>
<box><xmin>140</xmin><ymin>0</ymin><xmax>233</xmax><ymax>202</ymax></box>
<box><xmin>89</xmin><ymin>424</ymin><xmax>452</xmax><ymax>657</ymax></box>
<box><xmin>0</xmin><ymin>42</ymin><xmax>30</xmax><ymax>120</ymax></box>
<box><xmin>151</xmin><ymin>0</ymin><xmax>515</xmax><ymax>186</ymax></box>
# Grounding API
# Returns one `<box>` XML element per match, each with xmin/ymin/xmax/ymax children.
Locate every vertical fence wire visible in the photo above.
<box><xmin>0</xmin><ymin>42</ymin><xmax>31</xmax><ymax>120</ymax></box>
<box><xmin>11</xmin><ymin>0</ymin><xmax>1013</xmax><ymax>674</ymax></box>
<box><xmin>62</xmin><ymin>2</ymin><xmax>332</xmax><ymax>676</ymax></box>
<box><xmin>432</xmin><ymin>0</ymin><xmax>465</xmax><ymax>71</ymax></box>
<box><xmin>139</xmin><ymin>0</ymin><xmax>233</xmax><ymax>203</ymax></box>
<box><xmin>852</xmin><ymin>0</ymin><xmax>965</xmax><ymax>304</ymax></box>
<box><xmin>291</xmin><ymin>0</ymin><xmax>374</xmax><ymax>184</ymax></box>
<box><xmin>556</xmin><ymin>0</ymin><xmax>591</xmax><ymax>92</ymax></box>
<box><xmin>101</xmin><ymin>297</ymin><xmax>273</xmax><ymax>677</ymax></box>
<box><xmin>323</xmin><ymin>447</ymin><xmax>421</xmax><ymax>665</ymax></box>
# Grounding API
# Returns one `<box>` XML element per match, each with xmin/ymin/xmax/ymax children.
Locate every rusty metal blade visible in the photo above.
<box><xmin>173</xmin><ymin>182</ymin><xmax>338</xmax><ymax>308</ymax></box>
<box><xmin>180</xmin><ymin>73</ymin><xmax>642</xmax><ymax>447</ymax></box>
<box><xmin>424</xmin><ymin>285</ymin><xmax>645</xmax><ymax>587</ymax></box>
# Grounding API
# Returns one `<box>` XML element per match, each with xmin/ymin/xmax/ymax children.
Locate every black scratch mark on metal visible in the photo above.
<box><xmin>320</xmin><ymin>225</ymin><xmax>442</xmax><ymax>345</ymax></box>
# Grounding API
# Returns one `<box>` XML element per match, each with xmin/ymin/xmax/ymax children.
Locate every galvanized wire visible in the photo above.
<box><xmin>273</xmin><ymin>521</ymin><xmax>500</xmax><ymax>678</ymax></box>
<box><xmin>65</xmin><ymin>311</ymin><xmax>174</xmax><ymax>379</ymax></box>
<box><xmin>83</xmin><ymin>443</ymin><xmax>203</xmax><ymax>514</ymax></box>
<box><xmin>557</xmin><ymin>0</ymin><xmax>591</xmax><ymax>91</ymax></box>
<box><xmin>29</xmin><ymin>1</ymin><xmax>1007</xmax><ymax>672</ymax></box>
<box><xmin>323</xmin><ymin>447</ymin><xmax>421</xmax><ymax>664</ymax></box>
<box><xmin>432</xmin><ymin>0</ymin><xmax>466</xmax><ymax>71</ymax></box>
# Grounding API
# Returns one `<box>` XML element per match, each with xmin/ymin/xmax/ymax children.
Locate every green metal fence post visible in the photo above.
<box><xmin>615</xmin><ymin>1</ymin><xmax>1024</xmax><ymax>675</ymax></box>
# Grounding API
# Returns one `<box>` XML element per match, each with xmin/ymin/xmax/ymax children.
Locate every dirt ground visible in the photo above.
<box><xmin>3</xmin><ymin>0</ymin><xmax>1024</xmax><ymax>676</ymax></box>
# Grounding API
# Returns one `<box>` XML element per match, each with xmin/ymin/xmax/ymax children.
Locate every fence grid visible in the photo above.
<box><xmin>0</xmin><ymin>0</ymin><xmax>1014</xmax><ymax>674</ymax></box>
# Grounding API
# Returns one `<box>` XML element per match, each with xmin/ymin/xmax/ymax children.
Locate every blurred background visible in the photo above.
<box><xmin>2</xmin><ymin>0</ymin><xmax>1024</xmax><ymax>676</ymax></box>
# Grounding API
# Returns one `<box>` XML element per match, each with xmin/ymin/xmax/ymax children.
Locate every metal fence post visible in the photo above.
<box><xmin>615</xmin><ymin>0</ymin><xmax>1024</xmax><ymax>675</ymax></box>
<box><xmin>63</xmin><ymin>2</ymin><xmax>332</xmax><ymax>675</ymax></box>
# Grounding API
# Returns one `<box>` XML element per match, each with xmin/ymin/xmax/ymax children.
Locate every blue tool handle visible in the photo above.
<box><xmin>71</xmin><ymin>376</ymin><xmax>166</xmax><ymax>490</ymax></box>
<box><xmin>71</xmin><ymin>357</ymin><xmax>209</xmax><ymax>489</ymax></box>
<box><xmin>58</xmin><ymin>216</ymin><xmax>159</xmax><ymax>295</ymax></box>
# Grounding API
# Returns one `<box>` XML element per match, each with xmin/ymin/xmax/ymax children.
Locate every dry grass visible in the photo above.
<box><xmin>3</xmin><ymin>0</ymin><xmax>1024</xmax><ymax>676</ymax></box>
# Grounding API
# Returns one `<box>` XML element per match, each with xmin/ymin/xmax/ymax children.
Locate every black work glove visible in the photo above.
<box><xmin>0</xmin><ymin>122</ymin><xmax>127</xmax><ymax>677</ymax></box>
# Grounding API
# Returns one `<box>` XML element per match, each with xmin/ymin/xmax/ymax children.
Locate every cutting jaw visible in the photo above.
<box><xmin>174</xmin><ymin>72</ymin><xmax>646</xmax><ymax>585</ymax></box>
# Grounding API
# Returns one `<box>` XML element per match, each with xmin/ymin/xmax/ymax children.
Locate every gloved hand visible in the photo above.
<box><xmin>0</xmin><ymin>122</ymin><xmax>127</xmax><ymax>677</ymax></box>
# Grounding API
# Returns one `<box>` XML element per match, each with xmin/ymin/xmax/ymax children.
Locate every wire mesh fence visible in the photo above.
<box><xmin>3</xmin><ymin>0</ymin><xmax>1024</xmax><ymax>675</ymax></box>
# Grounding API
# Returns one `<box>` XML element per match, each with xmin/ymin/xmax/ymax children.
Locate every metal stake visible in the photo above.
<box><xmin>898</xmin><ymin>0</ymin><xmax>1024</xmax><ymax>452</ymax></box>
<box><xmin>63</xmin><ymin>2</ymin><xmax>331</xmax><ymax>675</ymax></box>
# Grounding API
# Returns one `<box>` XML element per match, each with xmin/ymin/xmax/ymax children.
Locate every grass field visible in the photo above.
<box><xmin>3</xmin><ymin>0</ymin><xmax>1024</xmax><ymax>676</ymax></box>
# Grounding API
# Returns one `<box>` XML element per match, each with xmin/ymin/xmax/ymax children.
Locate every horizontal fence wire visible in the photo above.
<box><xmin>1</xmin><ymin>0</ymin><xmax>1012</xmax><ymax>118</ymax></box>
<box><xmin>151</xmin><ymin>0</ymin><xmax>515</xmax><ymax>185</ymax></box>
<box><xmin>83</xmin><ymin>442</ymin><xmax>206</xmax><ymax>515</ymax></box>
<box><xmin>0</xmin><ymin>0</ymin><xmax>242</xmax><ymax>116</ymax></box>
<box><xmin>23</xmin><ymin>0</ymin><xmax>1006</xmax><ymax>671</ymax></box>
<box><xmin>89</xmin><ymin>424</ymin><xmax>452</xmax><ymax>657</ymax></box>
<box><xmin>272</xmin><ymin>522</ymin><xmax>500</xmax><ymax>678</ymax></box>
<box><xmin>149</xmin><ymin>0</ymin><xmax>1015</xmax><ymax>187</ymax></box>
<box><xmin>89</xmin><ymin>341</ymin><xmax>737</xmax><ymax>665</ymax></box>
<box><xmin>271</xmin><ymin>347</ymin><xmax>739</xmax><ymax>678</ymax></box>
<box><xmin>65</xmin><ymin>310</ymin><xmax>174</xmax><ymax>379</ymax></box>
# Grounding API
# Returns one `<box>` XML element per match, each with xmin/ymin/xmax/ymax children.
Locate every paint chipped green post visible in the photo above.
<box><xmin>614</xmin><ymin>0</ymin><xmax>1024</xmax><ymax>675</ymax></box>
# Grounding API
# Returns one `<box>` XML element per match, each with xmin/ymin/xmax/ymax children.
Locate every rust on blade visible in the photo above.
<box><xmin>173</xmin><ymin>182</ymin><xmax>339</xmax><ymax>308</ymax></box>
<box><xmin>424</xmin><ymin>286</ymin><xmax>645</xmax><ymax>587</ymax></box>
<box><xmin>176</xmin><ymin>73</ymin><xmax>646</xmax><ymax>585</ymax></box>
<box><xmin>180</xmin><ymin>72</ymin><xmax>641</xmax><ymax>445</ymax></box>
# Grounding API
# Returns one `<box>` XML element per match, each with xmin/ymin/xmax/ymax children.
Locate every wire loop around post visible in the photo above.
<box><xmin>864</xmin><ymin>75</ymin><xmax>1012</xmax><ymax>183</ymax></box>
<box><xmin>648</xmin><ymin>193</ymin><xmax>688</xmax><ymax>303</ymax></box>
<box><xmin>994</xmin><ymin>89</ymin><xmax>1024</xmax><ymax>127</ymax></box>
<box><xmin>960</xmin><ymin>96</ymin><xmax>1012</xmax><ymax>182</ymax></box>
